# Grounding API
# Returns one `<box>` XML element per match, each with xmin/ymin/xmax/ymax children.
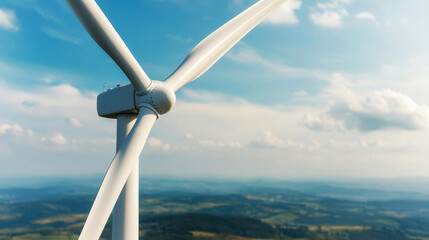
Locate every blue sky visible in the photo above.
<box><xmin>1</xmin><ymin>0</ymin><xmax>429</xmax><ymax>179</ymax></box>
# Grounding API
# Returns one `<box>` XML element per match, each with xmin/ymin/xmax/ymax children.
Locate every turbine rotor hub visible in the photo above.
<box><xmin>136</xmin><ymin>81</ymin><xmax>176</xmax><ymax>116</ymax></box>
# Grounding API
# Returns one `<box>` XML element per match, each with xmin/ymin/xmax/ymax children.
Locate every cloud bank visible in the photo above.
<box><xmin>304</xmin><ymin>73</ymin><xmax>429</xmax><ymax>132</ymax></box>
<box><xmin>264</xmin><ymin>0</ymin><xmax>302</xmax><ymax>25</ymax></box>
<box><xmin>310</xmin><ymin>0</ymin><xmax>350</xmax><ymax>28</ymax></box>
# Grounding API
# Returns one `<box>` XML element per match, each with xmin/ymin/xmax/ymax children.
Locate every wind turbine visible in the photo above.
<box><xmin>66</xmin><ymin>0</ymin><xmax>287</xmax><ymax>239</ymax></box>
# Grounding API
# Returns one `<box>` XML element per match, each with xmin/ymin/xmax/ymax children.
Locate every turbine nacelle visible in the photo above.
<box><xmin>97</xmin><ymin>81</ymin><xmax>176</xmax><ymax>118</ymax></box>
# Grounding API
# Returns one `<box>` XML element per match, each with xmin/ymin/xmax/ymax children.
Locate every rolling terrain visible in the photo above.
<box><xmin>1</xmin><ymin>178</ymin><xmax>429</xmax><ymax>239</ymax></box>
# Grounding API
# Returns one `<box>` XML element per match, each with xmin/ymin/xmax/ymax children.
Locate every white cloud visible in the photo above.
<box><xmin>316</xmin><ymin>0</ymin><xmax>350</xmax><ymax>9</ymax></box>
<box><xmin>181</xmin><ymin>89</ymin><xmax>242</xmax><ymax>103</ymax></box>
<box><xmin>305</xmin><ymin>73</ymin><xmax>429</xmax><ymax>132</ymax></box>
<box><xmin>166</xmin><ymin>34</ymin><xmax>192</xmax><ymax>44</ymax></box>
<box><xmin>163</xmin><ymin>89</ymin><xmax>306</xmax><ymax>149</ymax></box>
<box><xmin>355</xmin><ymin>11</ymin><xmax>375</xmax><ymax>21</ymax></box>
<box><xmin>310</xmin><ymin>11</ymin><xmax>343</xmax><ymax>28</ymax></box>
<box><xmin>0</xmin><ymin>80</ymin><xmax>112</xmax><ymax>153</ymax></box>
<box><xmin>264</xmin><ymin>0</ymin><xmax>302</xmax><ymax>25</ymax></box>
<box><xmin>184</xmin><ymin>133</ymin><xmax>243</xmax><ymax>150</ymax></box>
<box><xmin>197</xmin><ymin>139</ymin><xmax>242</xmax><ymax>149</ymax></box>
<box><xmin>66</xmin><ymin>117</ymin><xmax>84</xmax><ymax>128</ymax></box>
<box><xmin>328</xmin><ymin>139</ymin><xmax>392</xmax><ymax>151</ymax></box>
<box><xmin>0</xmin><ymin>8</ymin><xmax>18</xmax><ymax>31</ymax></box>
<box><xmin>147</xmin><ymin>137</ymin><xmax>171</xmax><ymax>151</ymax></box>
<box><xmin>88</xmin><ymin>138</ymin><xmax>115</xmax><ymax>145</ymax></box>
<box><xmin>331</xmin><ymin>89</ymin><xmax>429</xmax><ymax>131</ymax></box>
<box><xmin>355</xmin><ymin>11</ymin><xmax>379</xmax><ymax>25</ymax></box>
<box><xmin>0</xmin><ymin>123</ymin><xmax>25</xmax><ymax>136</ymax></box>
<box><xmin>231</xmin><ymin>0</ymin><xmax>301</xmax><ymax>25</ymax></box>
<box><xmin>0</xmin><ymin>122</ymin><xmax>46</xmax><ymax>151</ymax></box>
<box><xmin>227</xmin><ymin>49</ymin><xmax>327</xmax><ymax>79</ymax></box>
<box><xmin>293</xmin><ymin>90</ymin><xmax>308</xmax><ymax>97</ymax></box>
<box><xmin>42</xmin><ymin>26</ymin><xmax>81</xmax><ymax>45</ymax></box>
<box><xmin>251</xmin><ymin>131</ymin><xmax>303</xmax><ymax>149</ymax></box>
<box><xmin>310</xmin><ymin>0</ymin><xmax>350</xmax><ymax>28</ymax></box>
<box><xmin>40</xmin><ymin>75</ymin><xmax>56</xmax><ymax>84</ymax></box>
<box><xmin>50</xmin><ymin>132</ymin><xmax>68</xmax><ymax>145</ymax></box>
<box><xmin>27</xmin><ymin>130</ymin><xmax>34</xmax><ymax>137</ymax></box>
<box><xmin>302</xmin><ymin>114</ymin><xmax>346</xmax><ymax>132</ymax></box>
<box><xmin>51</xmin><ymin>84</ymin><xmax>81</xmax><ymax>96</ymax></box>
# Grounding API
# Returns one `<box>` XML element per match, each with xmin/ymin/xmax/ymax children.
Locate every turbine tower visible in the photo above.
<box><xmin>65</xmin><ymin>0</ymin><xmax>287</xmax><ymax>239</ymax></box>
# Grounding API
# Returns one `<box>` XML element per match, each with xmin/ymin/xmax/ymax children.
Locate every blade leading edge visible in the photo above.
<box><xmin>78</xmin><ymin>108</ymin><xmax>157</xmax><ymax>240</ymax></box>
<box><xmin>164</xmin><ymin>0</ymin><xmax>287</xmax><ymax>92</ymax></box>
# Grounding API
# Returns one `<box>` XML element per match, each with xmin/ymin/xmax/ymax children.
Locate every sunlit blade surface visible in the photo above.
<box><xmin>164</xmin><ymin>0</ymin><xmax>286</xmax><ymax>92</ymax></box>
<box><xmin>66</xmin><ymin>0</ymin><xmax>152</xmax><ymax>93</ymax></box>
<box><xmin>78</xmin><ymin>108</ymin><xmax>157</xmax><ymax>240</ymax></box>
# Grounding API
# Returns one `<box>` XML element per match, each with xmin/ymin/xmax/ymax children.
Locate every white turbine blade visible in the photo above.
<box><xmin>66</xmin><ymin>0</ymin><xmax>152</xmax><ymax>93</ymax></box>
<box><xmin>164</xmin><ymin>0</ymin><xmax>286</xmax><ymax>92</ymax></box>
<box><xmin>78</xmin><ymin>108</ymin><xmax>157</xmax><ymax>240</ymax></box>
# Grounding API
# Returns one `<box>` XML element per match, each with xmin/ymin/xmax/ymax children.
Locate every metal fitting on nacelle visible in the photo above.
<box><xmin>97</xmin><ymin>81</ymin><xmax>175</xmax><ymax>119</ymax></box>
<box><xmin>135</xmin><ymin>81</ymin><xmax>176</xmax><ymax>116</ymax></box>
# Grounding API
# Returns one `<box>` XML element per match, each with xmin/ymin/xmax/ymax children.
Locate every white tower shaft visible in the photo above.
<box><xmin>113</xmin><ymin>115</ymin><xmax>140</xmax><ymax>240</ymax></box>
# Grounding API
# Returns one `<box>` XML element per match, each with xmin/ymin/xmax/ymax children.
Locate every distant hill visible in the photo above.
<box><xmin>3</xmin><ymin>176</ymin><xmax>429</xmax><ymax>202</ymax></box>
